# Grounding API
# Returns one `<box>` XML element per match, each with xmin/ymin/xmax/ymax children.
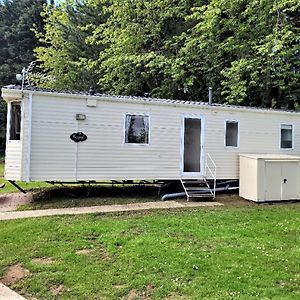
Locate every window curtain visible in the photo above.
<box><xmin>143</xmin><ymin>116</ymin><xmax>149</xmax><ymax>143</ymax></box>
<box><xmin>125</xmin><ymin>114</ymin><xmax>132</xmax><ymax>143</ymax></box>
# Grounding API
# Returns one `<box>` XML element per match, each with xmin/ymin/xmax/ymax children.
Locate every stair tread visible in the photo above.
<box><xmin>188</xmin><ymin>195</ymin><xmax>214</xmax><ymax>198</ymax></box>
<box><xmin>186</xmin><ymin>189</ymin><xmax>212</xmax><ymax>194</ymax></box>
<box><xmin>183</xmin><ymin>186</ymin><xmax>207</xmax><ymax>188</ymax></box>
<box><xmin>187</xmin><ymin>190</ymin><xmax>213</xmax><ymax>193</ymax></box>
<box><xmin>182</xmin><ymin>180</ymin><xmax>206</xmax><ymax>183</ymax></box>
<box><xmin>184</xmin><ymin>185</ymin><xmax>210</xmax><ymax>188</ymax></box>
<box><xmin>188</xmin><ymin>193</ymin><xmax>213</xmax><ymax>197</ymax></box>
<box><xmin>185</xmin><ymin>186</ymin><xmax>210</xmax><ymax>191</ymax></box>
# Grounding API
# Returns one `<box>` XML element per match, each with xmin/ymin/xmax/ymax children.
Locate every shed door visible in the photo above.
<box><xmin>281</xmin><ymin>162</ymin><xmax>298</xmax><ymax>200</ymax></box>
<box><xmin>265</xmin><ymin>161</ymin><xmax>298</xmax><ymax>201</ymax></box>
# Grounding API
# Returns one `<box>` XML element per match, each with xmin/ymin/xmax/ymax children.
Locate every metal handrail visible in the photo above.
<box><xmin>205</xmin><ymin>153</ymin><xmax>217</xmax><ymax>199</ymax></box>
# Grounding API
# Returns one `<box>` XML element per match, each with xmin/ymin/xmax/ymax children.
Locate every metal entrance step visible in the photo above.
<box><xmin>181</xmin><ymin>153</ymin><xmax>217</xmax><ymax>201</ymax></box>
<box><xmin>180</xmin><ymin>177</ymin><xmax>214</xmax><ymax>201</ymax></box>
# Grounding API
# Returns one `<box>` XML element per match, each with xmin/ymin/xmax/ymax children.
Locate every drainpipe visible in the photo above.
<box><xmin>208</xmin><ymin>87</ymin><xmax>213</xmax><ymax>105</ymax></box>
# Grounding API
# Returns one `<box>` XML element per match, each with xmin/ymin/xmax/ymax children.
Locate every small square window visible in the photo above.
<box><xmin>9</xmin><ymin>102</ymin><xmax>21</xmax><ymax>140</ymax></box>
<box><xmin>225</xmin><ymin>121</ymin><xmax>239</xmax><ymax>147</ymax></box>
<box><xmin>125</xmin><ymin>114</ymin><xmax>149</xmax><ymax>144</ymax></box>
<box><xmin>281</xmin><ymin>124</ymin><xmax>293</xmax><ymax>149</ymax></box>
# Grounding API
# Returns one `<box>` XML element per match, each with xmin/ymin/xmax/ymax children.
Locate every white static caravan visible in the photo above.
<box><xmin>2</xmin><ymin>86</ymin><xmax>300</xmax><ymax>200</ymax></box>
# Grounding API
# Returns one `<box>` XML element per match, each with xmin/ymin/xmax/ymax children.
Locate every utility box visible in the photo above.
<box><xmin>239</xmin><ymin>154</ymin><xmax>300</xmax><ymax>202</ymax></box>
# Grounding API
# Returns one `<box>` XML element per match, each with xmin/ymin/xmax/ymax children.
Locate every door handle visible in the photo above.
<box><xmin>283</xmin><ymin>179</ymin><xmax>287</xmax><ymax>184</ymax></box>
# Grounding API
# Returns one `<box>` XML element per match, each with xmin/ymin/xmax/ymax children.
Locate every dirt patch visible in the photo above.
<box><xmin>0</xmin><ymin>192</ymin><xmax>33</xmax><ymax>212</ymax></box>
<box><xmin>99</xmin><ymin>248</ymin><xmax>110</xmax><ymax>260</ymax></box>
<box><xmin>0</xmin><ymin>263</ymin><xmax>30</xmax><ymax>285</ymax></box>
<box><xmin>32</xmin><ymin>185</ymin><xmax>159</xmax><ymax>203</ymax></box>
<box><xmin>126</xmin><ymin>289</ymin><xmax>140</xmax><ymax>300</ymax></box>
<box><xmin>76</xmin><ymin>247</ymin><xmax>110</xmax><ymax>260</ymax></box>
<box><xmin>126</xmin><ymin>285</ymin><xmax>155</xmax><ymax>300</ymax></box>
<box><xmin>49</xmin><ymin>284</ymin><xmax>64</xmax><ymax>296</ymax></box>
<box><xmin>145</xmin><ymin>284</ymin><xmax>155</xmax><ymax>295</ymax></box>
<box><xmin>76</xmin><ymin>249</ymin><xmax>95</xmax><ymax>255</ymax></box>
<box><xmin>216</xmin><ymin>193</ymin><xmax>254</xmax><ymax>207</ymax></box>
<box><xmin>31</xmin><ymin>257</ymin><xmax>55</xmax><ymax>265</ymax></box>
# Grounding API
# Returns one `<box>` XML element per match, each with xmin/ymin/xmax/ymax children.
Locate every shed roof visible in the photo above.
<box><xmin>240</xmin><ymin>154</ymin><xmax>300</xmax><ymax>160</ymax></box>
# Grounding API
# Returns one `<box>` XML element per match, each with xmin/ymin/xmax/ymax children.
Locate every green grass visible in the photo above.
<box><xmin>0</xmin><ymin>178</ymin><xmax>51</xmax><ymax>194</ymax></box>
<box><xmin>0</xmin><ymin>205</ymin><xmax>299</xmax><ymax>299</ymax></box>
<box><xmin>0</xmin><ymin>179</ymin><xmax>51</xmax><ymax>194</ymax></box>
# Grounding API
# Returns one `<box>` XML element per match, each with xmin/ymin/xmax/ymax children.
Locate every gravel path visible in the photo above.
<box><xmin>0</xmin><ymin>200</ymin><xmax>222</xmax><ymax>221</ymax></box>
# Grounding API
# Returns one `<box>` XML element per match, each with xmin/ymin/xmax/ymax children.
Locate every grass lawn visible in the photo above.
<box><xmin>0</xmin><ymin>179</ymin><xmax>51</xmax><ymax>195</ymax></box>
<box><xmin>0</xmin><ymin>205</ymin><xmax>299</xmax><ymax>299</ymax></box>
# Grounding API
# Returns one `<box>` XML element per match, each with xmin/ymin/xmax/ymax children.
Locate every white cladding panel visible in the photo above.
<box><xmin>5</xmin><ymin>141</ymin><xmax>22</xmax><ymax>180</ymax></box>
<box><xmin>24</xmin><ymin>92</ymin><xmax>300</xmax><ymax>181</ymax></box>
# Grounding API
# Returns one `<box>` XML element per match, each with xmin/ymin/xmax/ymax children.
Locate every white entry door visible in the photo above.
<box><xmin>181</xmin><ymin>117</ymin><xmax>204</xmax><ymax>177</ymax></box>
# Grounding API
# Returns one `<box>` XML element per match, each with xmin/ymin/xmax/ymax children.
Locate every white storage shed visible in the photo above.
<box><xmin>2</xmin><ymin>86</ymin><xmax>300</xmax><ymax>197</ymax></box>
<box><xmin>239</xmin><ymin>154</ymin><xmax>300</xmax><ymax>202</ymax></box>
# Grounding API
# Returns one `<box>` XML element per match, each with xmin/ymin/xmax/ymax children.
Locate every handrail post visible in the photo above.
<box><xmin>205</xmin><ymin>153</ymin><xmax>217</xmax><ymax>199</ymax></box>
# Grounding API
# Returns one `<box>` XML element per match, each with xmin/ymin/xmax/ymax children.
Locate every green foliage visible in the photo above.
<box><xmin>0</xmin><ymin>0</ymin><xmax>46</xmax><ymax>85</ymax></box>
<box><xmin>35</xmin><ymin>0</ymin><xmax>300</xmax><ymax>108</ymax></box>
<box><xmin>34</xmin><ymin>0</ymin><xmax>108</xmax><ymax>91</ymax></box>
<box><xmin>0</xmin><ymin>0</ymin><xmax>46</xmax><ymax>153</ymax></box>
<box><xmin>179</xmin><ymin>0</ymin><xmax>300</xmax><ymax>106</ymax></box>
<box><xmin>98</xmin><ymin>0</ymin><xmax>195</xmax><ymax>98</ymax></box>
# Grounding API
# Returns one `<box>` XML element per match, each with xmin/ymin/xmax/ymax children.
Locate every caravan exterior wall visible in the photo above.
<box><xmin>2</xmin><ymin>87</ymin><xmax>300</xmax><ymax>182</ymax></box>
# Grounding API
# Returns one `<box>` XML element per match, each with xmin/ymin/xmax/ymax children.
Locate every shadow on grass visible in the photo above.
<box><xmin>18</xmin><ymin>185</ymin><xmax>165</xmax><ymax>210</ymax></box>
<box><xmin>16</xmin><ymin>182</ymin><xmax>252</xmax><ymax>211</ymax></box>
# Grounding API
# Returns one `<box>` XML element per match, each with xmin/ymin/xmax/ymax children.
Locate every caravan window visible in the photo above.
<box><xmin>125</xmin><ymin>114</ymin><xmax>149</xmax><ymax>144</ymax></box>
<box><xmin>9</xmin><ymin>102</ymin><xmax>21</xmax><ymax>140</ymax></box>
<box><xmin>225</xmin><ymin>120</ymin><xmax>239</xmax><ymax>147</ymax></box>
<box><xmin>281</xmin><ymin>124</ymin><xmax>293</xmax><ymax>149</ymax></box>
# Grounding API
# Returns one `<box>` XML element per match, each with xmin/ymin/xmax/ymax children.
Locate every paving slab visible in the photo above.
<box><xmin>0</xmin><ymin>283</ymin><xmax>27</xmax><ymax>300</ymax></box>
<box><xmin>0</xmin><ymin>201</ymin><xmax>222</xmax><ymax>221</ymax></box>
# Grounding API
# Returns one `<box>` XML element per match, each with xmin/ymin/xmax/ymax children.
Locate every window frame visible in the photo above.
<box><xmin>280</xmin><ymin>123</ymin><xmax>294</xmax><ymax>150</ymax></box>
<box><xmin>8</xmin><ymin>101</ymin><xmax>22</xmax><ymax>142</ymax></box>
<box><xmin>224</xmin><ymin>119</ymin><xmax>239</xmax><ymax>148</ymax></box>
<box><xmin>123</xmin><ymin>113</ymin><xmax>150</xmax><ymax>146</ymax></box>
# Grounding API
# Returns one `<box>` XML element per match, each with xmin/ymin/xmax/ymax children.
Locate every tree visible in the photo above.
<box><xmin>35</xmin><ymin>0</ymin><xmax>300</xmax><ymax>108</ymax></box>
<box><xmin>34</xmin><ymin>0</ymin><xmax>108</xmax><ymax>91</ymax></box>
<box><xmin>0</xmin><ymin>0</ymin><xmax>46</xmax><ymax>154</ymax></box>
<box><xmin>179</xmin><ymin>0</ymin><xmax>300</xmax><ymax>107</ymax></box>
<box><xmin>98</xmin><ymin>0</ymin><xmax>196</xmax><ymax>99</ymax></box>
